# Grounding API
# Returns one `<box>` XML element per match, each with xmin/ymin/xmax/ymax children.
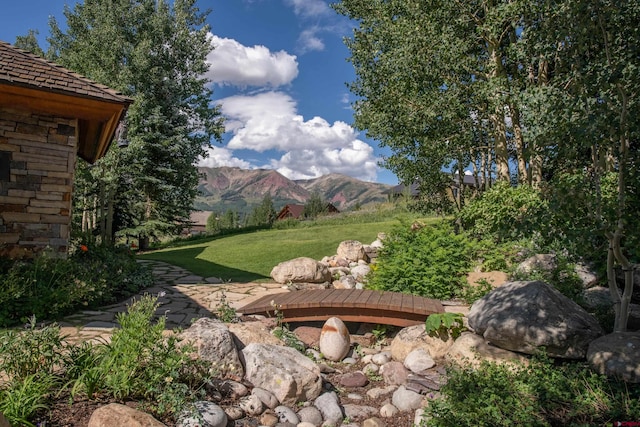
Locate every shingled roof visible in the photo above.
<box><xmin>0</xmin><ymin>40</ymin><xmax>127</xmax><ymax>103</ymax></box>
<box><xmin>0</xmin><ymin>41</ymin><xmax>132</xmax><ymax>163</ymax></box>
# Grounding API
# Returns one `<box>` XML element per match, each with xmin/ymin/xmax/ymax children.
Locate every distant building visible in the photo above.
<box><xmin>276</xmin><ymin>203</ymin><xmax>339</xmax><ymax>220</ymax></box>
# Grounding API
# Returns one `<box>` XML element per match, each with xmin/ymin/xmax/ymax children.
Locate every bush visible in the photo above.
<box><xmin>458</xmin><ymin>182</ymin><xmax>549</xmax><ymax>244</ymax></box>
<box><xmin>423</xmin><ymin>354</ymin><xmax>640</xmax><ymax>426</ymax></box>
<box><xmin>367</xmin><ymin>221</ymin><xmax>475</xmax><ymax>300</ymax></box>
<box><xmin>0</xmin><ymin>244</ymin><xmax>153</xmax><ymax>327</ymax></box>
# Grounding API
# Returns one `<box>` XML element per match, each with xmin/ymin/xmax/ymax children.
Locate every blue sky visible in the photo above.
<box><xmin>0</xmin><ymin>0</ymin><xmax>399</xmax><ymax>185</ymax></box>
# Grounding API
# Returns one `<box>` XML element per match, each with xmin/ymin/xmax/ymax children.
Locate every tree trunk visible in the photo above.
<box><xmin>488</xmin><ymin>40</ymin><xmax>510</xmax><ymax>182</ymax></box>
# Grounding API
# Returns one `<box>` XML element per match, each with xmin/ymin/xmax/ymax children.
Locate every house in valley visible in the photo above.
<box><xmin>0</xmin><ymin>41</ymin><xmax>131</xmax><ymax>258</ymax></box>
<box><xmin>275</xmin><ymin>203</ymin><xmax>340</xmax><ymax>220</ymax></box>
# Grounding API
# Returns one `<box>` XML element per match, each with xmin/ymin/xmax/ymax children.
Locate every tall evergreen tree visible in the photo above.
<box><xmin>48</xmin><ymin>0</ymin><xmax>224</xmax><ymax>247</ymax></box>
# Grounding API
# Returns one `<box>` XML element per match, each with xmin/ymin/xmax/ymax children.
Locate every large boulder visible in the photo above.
<box><xmin>587</xmin><ymin>332</ymin><xmax>640</xmax><ymax>383</ymax></box>
<box><xmin>468</xmin><ymin>281</ymin><xmax>604</xmax><ymax>358</ymax></box>
<box><xmin>390</xmin><ymin>324</ymin><xmax>454</xmax><ymax>361</ymax></box>
<box><xmin>178</xmin><ymin>318</ymin><xmax>244</xmax><ymax>378</ymax></box>
<box><xmin>445</xmin><ymin>332</ymin><xmax>529</xmax><ymax>368</ymax></box>
<box><xmin>270</xmin><ymin>257</ymin><xmax>331</xmax><ymax>284</ymax></box>
<box><xmin>241</xmin><ymin>343</ymin><xmax>322</xmax><ymax>405</ymax></box>
<box><xmin>337</xmin><ymin>240</ymin><xmax>366</xmax><ymax>262</ymax></box>
<box><xmin>88</xmin><ymin>403</ymin><xmax>166</xmax><ymax>427</ymax></box>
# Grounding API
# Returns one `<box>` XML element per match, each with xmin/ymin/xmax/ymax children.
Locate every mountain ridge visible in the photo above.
<box><xmin>195</xmin><ymin>166</ymin><xmax>392</xmax><ymax>216</ymax></box>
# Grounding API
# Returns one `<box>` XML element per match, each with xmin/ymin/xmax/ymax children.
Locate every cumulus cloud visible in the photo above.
<box><xmin>205</xmin><ymin>35</ymin><xmax>298</xmax><ymax>87</ymax></box>
<box><xmin>284</xmin><ymin>0</ymin><xmax>332</xmax><ymax>17</ymax></box>
<box><xmin>198</xmin><ymin>146</ymin><xmax>252</xmax><ymax>169</ymax></box>
<box><xmin>298</xmin><ymin>28</ymin><xmax>325</xmax><ymax>53</ymax></box>
<box><xmin>216</xmin><ymin>91</ymin><xmax>380</xmax><ymax>181</ymax></box>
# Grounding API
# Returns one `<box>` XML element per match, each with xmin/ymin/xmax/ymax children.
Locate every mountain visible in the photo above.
<box><xmin>194</xmin><ymin>167</ymin><xmax>391</xmax><ymax>216</ymax></box>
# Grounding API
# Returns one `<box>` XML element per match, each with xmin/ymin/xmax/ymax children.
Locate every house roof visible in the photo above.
<box><xmin>0</xmin><ymin>41</ymin><xmax>132</xmax><ymax>163</ymax></box>
<box><xmin>276</xmin><ymin>204</ymin><xmax>305</xmax><ymax>220</ymax></box>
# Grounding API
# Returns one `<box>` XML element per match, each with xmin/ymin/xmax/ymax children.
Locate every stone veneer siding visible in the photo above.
<box><xmin>0</xmin><ymin>107</ymin><xmax>77</xmax><ymax>258</ymax></box>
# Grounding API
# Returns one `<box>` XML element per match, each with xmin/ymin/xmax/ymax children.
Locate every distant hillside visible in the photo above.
<box><xmin>194</xmin><ymin>167</ymin><xmax>391</xmax><ymax>217</ymax></box>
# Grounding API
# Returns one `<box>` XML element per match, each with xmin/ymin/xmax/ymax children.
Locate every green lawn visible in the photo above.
<box><xmin>138</xmin><ymin>217</ymin><xmax>422</xmax><ymax>282</ymax></box>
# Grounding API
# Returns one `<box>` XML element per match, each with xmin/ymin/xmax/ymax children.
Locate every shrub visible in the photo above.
<box><xmin>367</xmin><ymin>221</ymin><xmax>475</xmax><ymax>300</ymax></box>
<box><xmin>458</xmin><ymin>181</ymin><xmax>549</xmax><ymax>244</ymax></box>
<box><xmin>0</xmin><ymin>244</ymin><xmax>153</xmax><ymax>327</ymax></box>
<box><xmin>422</xmin><ymin>354</ymin><xmax>640</xmax><ymax>426</ymax></box>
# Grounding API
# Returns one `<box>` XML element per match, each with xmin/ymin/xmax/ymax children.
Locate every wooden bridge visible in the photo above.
<box><xmin>238</xmin><ymin>289</ymin><xmax>444</xmax><ymax>327</ymax></box>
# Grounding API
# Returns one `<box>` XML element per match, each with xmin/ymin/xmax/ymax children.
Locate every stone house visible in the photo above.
<box><xmin>0</xmin><ymin>41</ymin><xmax>131</xmax><ymax>258</ymax></box>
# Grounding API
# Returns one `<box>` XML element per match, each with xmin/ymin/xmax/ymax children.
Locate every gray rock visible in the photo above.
<box><xmin>178</xmin><ymin>318</ymin><xmax>243</xmax><ymax>378</ymax></box>
<box><xmin>468</xmin><ymin>281</ymin><xmax>604</xmax><ymax>358</ymax></box>
<box><xmin>177</xmin><ymin>401</ymin><xmax>227</xmax><ymax>427</ymax></box>
<box><xmin>333</xmin><ymin>275</ymin><xmax>357</xmax><ymax>289</ymax></box>
<box><xmin>270</xmin><ymin>257</ymin><xmax>332</xmax><ymax>284</ymax></box>
<box><xmin>403</xmin><ymin>348</ymin><xmax>435</xmax><ymax>373</ymax></box>
<box><xmin>223</xmin><ymin>406</ymin><xmax>244</xmax><ymax>421</ymax></box>
<box><xmin>390</xmin><ymin>325</ymin><xmax>454</xmax><ymax>361</ymax></box>
<box><xmin>238</xmin><ymin>394</ymin><xmax>264</xmax><ymax>416</ymax></box>
<box><xmin>516</xmin><ymin>254</ymin><xmax>557</xmax><ymax>275</ymax></box>
<box><xmin>274</xmin><ymin>405</ymin><xmax>300</xmax><ymax>424</ymax></box>
<box><xmin>371</xmin><ymin>351</ymin><xmax>391</xmax><ymax>365</ymax></box>
<box><xmin>363</xmin><ymin>417</ymin><xmax>385</xmax><ymax>427</ymax></box>
<box><xmin>252</xmin><ymin>387</ymin><xmax>280</xmax><ymax>409</ymax></box>
<box><xmin>380</xmin><ymin>361</ymin><xmax>408</xmax><ymax>385</ymax></box>
<box><xmin>445</xmin><ymin>332</ymin><xmax>528</xmax><ymax>368</ymax></box>
<box><xmin>219</xmin><ymin>380</ymin><xmax>248</xmax><ymax>399</ymax></box>
<box><xmin>337</xmin><ymin>371</ymin><xmax>369</xmax><ymax>388</ymax></box>
<box><xmin>337</xmin><ymin>240</ymin><xmax>365</xmax><ymax>262</ymax></box>
<box><xmin>350</xmin><ymin>264</ymin><xmax>371</xmax><ymax>281</ymax></box>
<box><xmin>379</xmin><ymin>403</ymin><xmax>399</xmax><ymax>418</ymax></box>
<box><xmin>314</xmin><ymin>392</ymin><xmax>343</xmax><ymax>426</ymax></box>
<box><xmin>367</xmin><ymin>385</ymin><xmax>396</xmax><ymax>400</ymax></box>
<box><xmin>575</xmin><ymin>262</ymin><xmax>599</xmax><ymax>288</ymax></box>
<box><xmin>241</xmin><ymin>343</ymin><xmax>322</xmax><ymax>406</ymax></box>
<box><xmin>581</xmin><ymin>286</ymin><xmax>613</xmax><ymax>310</ymax></box>
<box><xmin>297</xmin><ymin>406</ymin><xmax>323</xmax><ymax>426</ymax></box>
<box><xmin>587</xmin><ymin>332</ymin><xmax>640</xmax><ymax>383</ymax></box>
<box><xmin>392</xmin><ymin>385</ymin><xmax>424</xmax><ymax>411</ymax></box>
<box><xmin>343</xmin><ymin>404</ymin><xmax>377</xmax><ymax>420</ymax></box>
<box><xmin>319</xmin><ymin>317</ymin><xmax>351</xmax><ymax>362</ymax></box>
<box><xmin>88</xmin><ymin>403</ymin><xmax>166</xmax><ymax>427</ymax></box>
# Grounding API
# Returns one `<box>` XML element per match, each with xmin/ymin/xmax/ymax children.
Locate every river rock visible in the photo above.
<box><xmin>177</xmin><ymin>401</ymin><xmax>227</xmax><ymax>427</ymax></box>
<box><xmin>404</xmin><ymin>348</ymin><xmax>435</xmax><ymax>373</ymax></box>
<box><xmin>270</xmin><ymin>257</ymin><xmax>331</xmax><ymax>284</ymax></box>
<box><xmin>88</xmin><ymin>403</ymin><xmax>165</xmax><ymax>427</ymax></box>
<box><xmin>319</xmin><ymin>317</ymin><xmax>351</xmax><ymax>362</ymax></box>
<box><xmin>241</xmin><ymin>343</ymin><xmax>322</xmax><ymax>405</ymax></box>
<box><xmin>587</xmin><ymin>332</ymin><xmax>640</xmax><ymax>383</ymax></box>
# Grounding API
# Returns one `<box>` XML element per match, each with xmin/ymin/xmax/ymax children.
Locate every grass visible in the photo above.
<box><xmin>138</xmin><ymin>212</ymin><xmax>436</xmax><ymax>282</ymax></box>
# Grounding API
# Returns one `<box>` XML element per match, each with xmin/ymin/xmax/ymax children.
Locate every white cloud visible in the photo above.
<box><xmin>217</xmin><ymin>91</ymin><xmax>380</xmax><ymax>181</ymax></box>
<box><xmin>198</xmin><ymin>146</ymin><xmax>252</xmax><ymax>169</ymax></box>
<box><xmin>284</xmin><ymin>0</ymin><xmax>332</xmax><ymax>17</ymax></box>
<box><xmin>205</xmin><ymin>35</ymin><xmax>298</xmax><ymax>87</ymax></box>
<box><xmin>298</xmin><ymin>28</ymin><xmax>325</xmax><ymax>53</ymax></box>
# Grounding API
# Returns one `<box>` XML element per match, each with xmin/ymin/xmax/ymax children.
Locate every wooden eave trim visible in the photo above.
<box><xmin>0</xmin><ymin>84</ymin><xmax>128</xmax><ymax>121</ymax></box>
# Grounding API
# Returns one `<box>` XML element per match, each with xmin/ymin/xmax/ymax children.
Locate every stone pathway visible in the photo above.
<box><xmin>58</xmin><ymin>260</ymin><xmax>289</xmax><ymax>344</ymax></box>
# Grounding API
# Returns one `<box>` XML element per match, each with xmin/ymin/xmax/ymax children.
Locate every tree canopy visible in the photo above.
<box><xmin>46</xmin><ymin>0</ymin><xmax>224</xmax><ymax>246</ymax></box>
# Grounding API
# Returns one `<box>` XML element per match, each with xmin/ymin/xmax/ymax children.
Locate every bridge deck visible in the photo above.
<box><xmin>238</xmin><ymin>289</ymin><xmax>444</xmax><ymax>327</ymax></box>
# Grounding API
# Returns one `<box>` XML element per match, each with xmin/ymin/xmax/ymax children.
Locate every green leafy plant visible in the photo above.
<box><xmin>0</xmin><ymin>373</ymin><xmax>56</xmax><ymax>427</ymax></box>
<box><xmin>214</xmin><ymin>290</ymin><xmax>237</xmax><ymax>323</ymax></box>
<box><xmin>270</xmin><ymin>300</ymin><xmax>305</xmax><ymax>352</ymax></box>
<box><xmin>367</xmin><ymin>221</ymin><xmax>475</xmax><ymax>300</ymax></box>
<box><xmin>422</xmin><ymin>354</ymin><xmax>640</xmax><ymax>426</ymax></box>
<box><xmin>425</xmin><ymin>313</ymin><xmax>466</xmax><ymax>340</ymax></box>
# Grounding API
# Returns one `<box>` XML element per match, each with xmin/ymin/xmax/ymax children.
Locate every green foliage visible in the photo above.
<box><xmin>425</xmin><ymin>313</ymin><xmax>466</xmax><ymax>340</ymax></box>
<box><xmin>246</xmin><ymin>194</ymin><xmax>277</xmax><ymax>227</ymax></box>
<box><xmin>214</xmin><ymin>291</ymin><xmax>237</xmax><ymax>323</ymax></box>
<box><xmin>423</xmin><ymin>355</ymin><xmax>640</xmax><ymax>426</ymax></box>
<box><xmin>367</xmin><ymin>221</ymin><xmax>475</xmax><ymax>300</ymax></box>
<box><xmin>271</xmin><ymin>302</ymin><xmax>306</xmax><ymax>353</ymax></box>
<box><xmin>302</xmin><ymin>191</ymin><xmax>328</xmax><ymax>219</ymax></box>
<box><xmin>0</xmin><ymin>373</ymin><xmax>56</xmax><ymax>427</ymax></box>
<box><xmin>458</xmin><ymin>182</ymin><xmax>549</xmax><ymax>244</ymax></box>
<box><xmin>50</xmin><ymin>0</ymin><xmax>224</xmax><ymax>243</ymax></box>
<box><xmin>0</xmin><ymin>245</ymin><xmax>153</xmax><ymax>327</ymax></box>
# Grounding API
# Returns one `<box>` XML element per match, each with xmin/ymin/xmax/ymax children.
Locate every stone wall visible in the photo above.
<box><xmin>0</xmin><ymin>107</ymin><xmax>77</xmax><ymax>258</ymax></box>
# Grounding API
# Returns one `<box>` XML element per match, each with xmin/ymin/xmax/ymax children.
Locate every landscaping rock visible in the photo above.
<box><xmin>177</xmin><ymin>401</ymin><xmax>227</xmax><ymax>427</ymax></box>
<box><xmin>337</xmin><ymin>240</ymin><xmax>366</xmax><ymax>262</ymax></box>
<box><xmin>445</xmin><ymin>332</ymin><xmax>529</xmax><ymax>368</ymax></box>
<box><xmin>343</xmin><ymin>404</ymin><xmax>377</xmax><ymax>420</ymax></box>
<box><xmin>319</xmin><ymin>317</ymin><xmax>351</xmax><ymax>362</ymax></box>
<box><xmin>333</xmin><ymin>275</ymin><xmax>357</xmax><ymax>289</ymax></box>
<box><xmin>390</xmin><ymin>324</ymin><xmax>454</xmax><ymax>361</ymax></box>
<box><xmin>297</xmin><ymin>406</ymin><xmax>323</xmax><ymax>425</ymax></box>
<box><xmin>587</xmin><ymin>332</ymin><xmax>640</xmax><ymax>383</ymax></box>
<box><xmin>314</xmin><ymin>392</ymin><xmax>343</xmax><ymax>426</ymax></box>
<box><xmin>270</xmin><ymin>257</ymin><xmax>331</xmax><ymax>284</ymax></box>
<box><xmin>392</xmin><ymin>385</ymin><xmax>424</xmax><ymax>411</ymax></box>
<box><xmin>293</xmin><ymin>325</ymin><xmax>322</xmax><ymax>348</ymax></box>
<box><xmin>337</xmin><ymin>371</ymin><xmax>369</xmax><ymax>388</ymax></box>
<box><xmin>468</xmin><ymin>280</ymin><xmax>604</xmax><ymax>358</ymax></box>
<box><xmin>178</xmin><ymin>318</ymin><xmax>244</xmax><ymax>378</ymax></box>
<box><xmin>252</xmin><ymin>387</ymin><xmax>280</xmax><ymax>409</ymax></box>
<box><xmin>228</xmin><ymin>320</ymin><xmax>284</xmax><ymax>349</ymax></box>
<box><xmin>516</xmin><ymin>254</ymin><xmax>557</xmax><ymax>274</ymax></box>
<box><xmin>275</xmin><ymin>405</ymin><xmax>300</xmax><ymax>424</ymax></box>
<box><xmin>241</xmin><ymin>343</ymin><xmax>322</xmax><ymax>405</ymax></box>
<box><xmin>404</xmin><ymin>348</ymin><xmax>436</xmax><ymax>373</ymax></box>
<box><xmin>88</xmin><ymin>403</ymin><xmax>166</xmax><ymax>427</ymax></box>
<box><xmin>380</xmin><ymin>361</ymin><xmax>408</xmax><ymax>385</ymax></box>
<box><xmin>350</xmin><ymin>264</ymin><xmax>371</xmax><ymax>282</ymax></box>
<box><xmin>379</xmin><ymin>403</ymin><xmax>399</xmax><ymax>418</ymax></box>
<box><xmin>238</xmin><ymin>394</ymin><xmax>264</xmax><ymax>416</ymax></box>
<box><xmin>363</xmin><ymin>417</ymin><xmax>385</xmax><ymax>427</ymax></box>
